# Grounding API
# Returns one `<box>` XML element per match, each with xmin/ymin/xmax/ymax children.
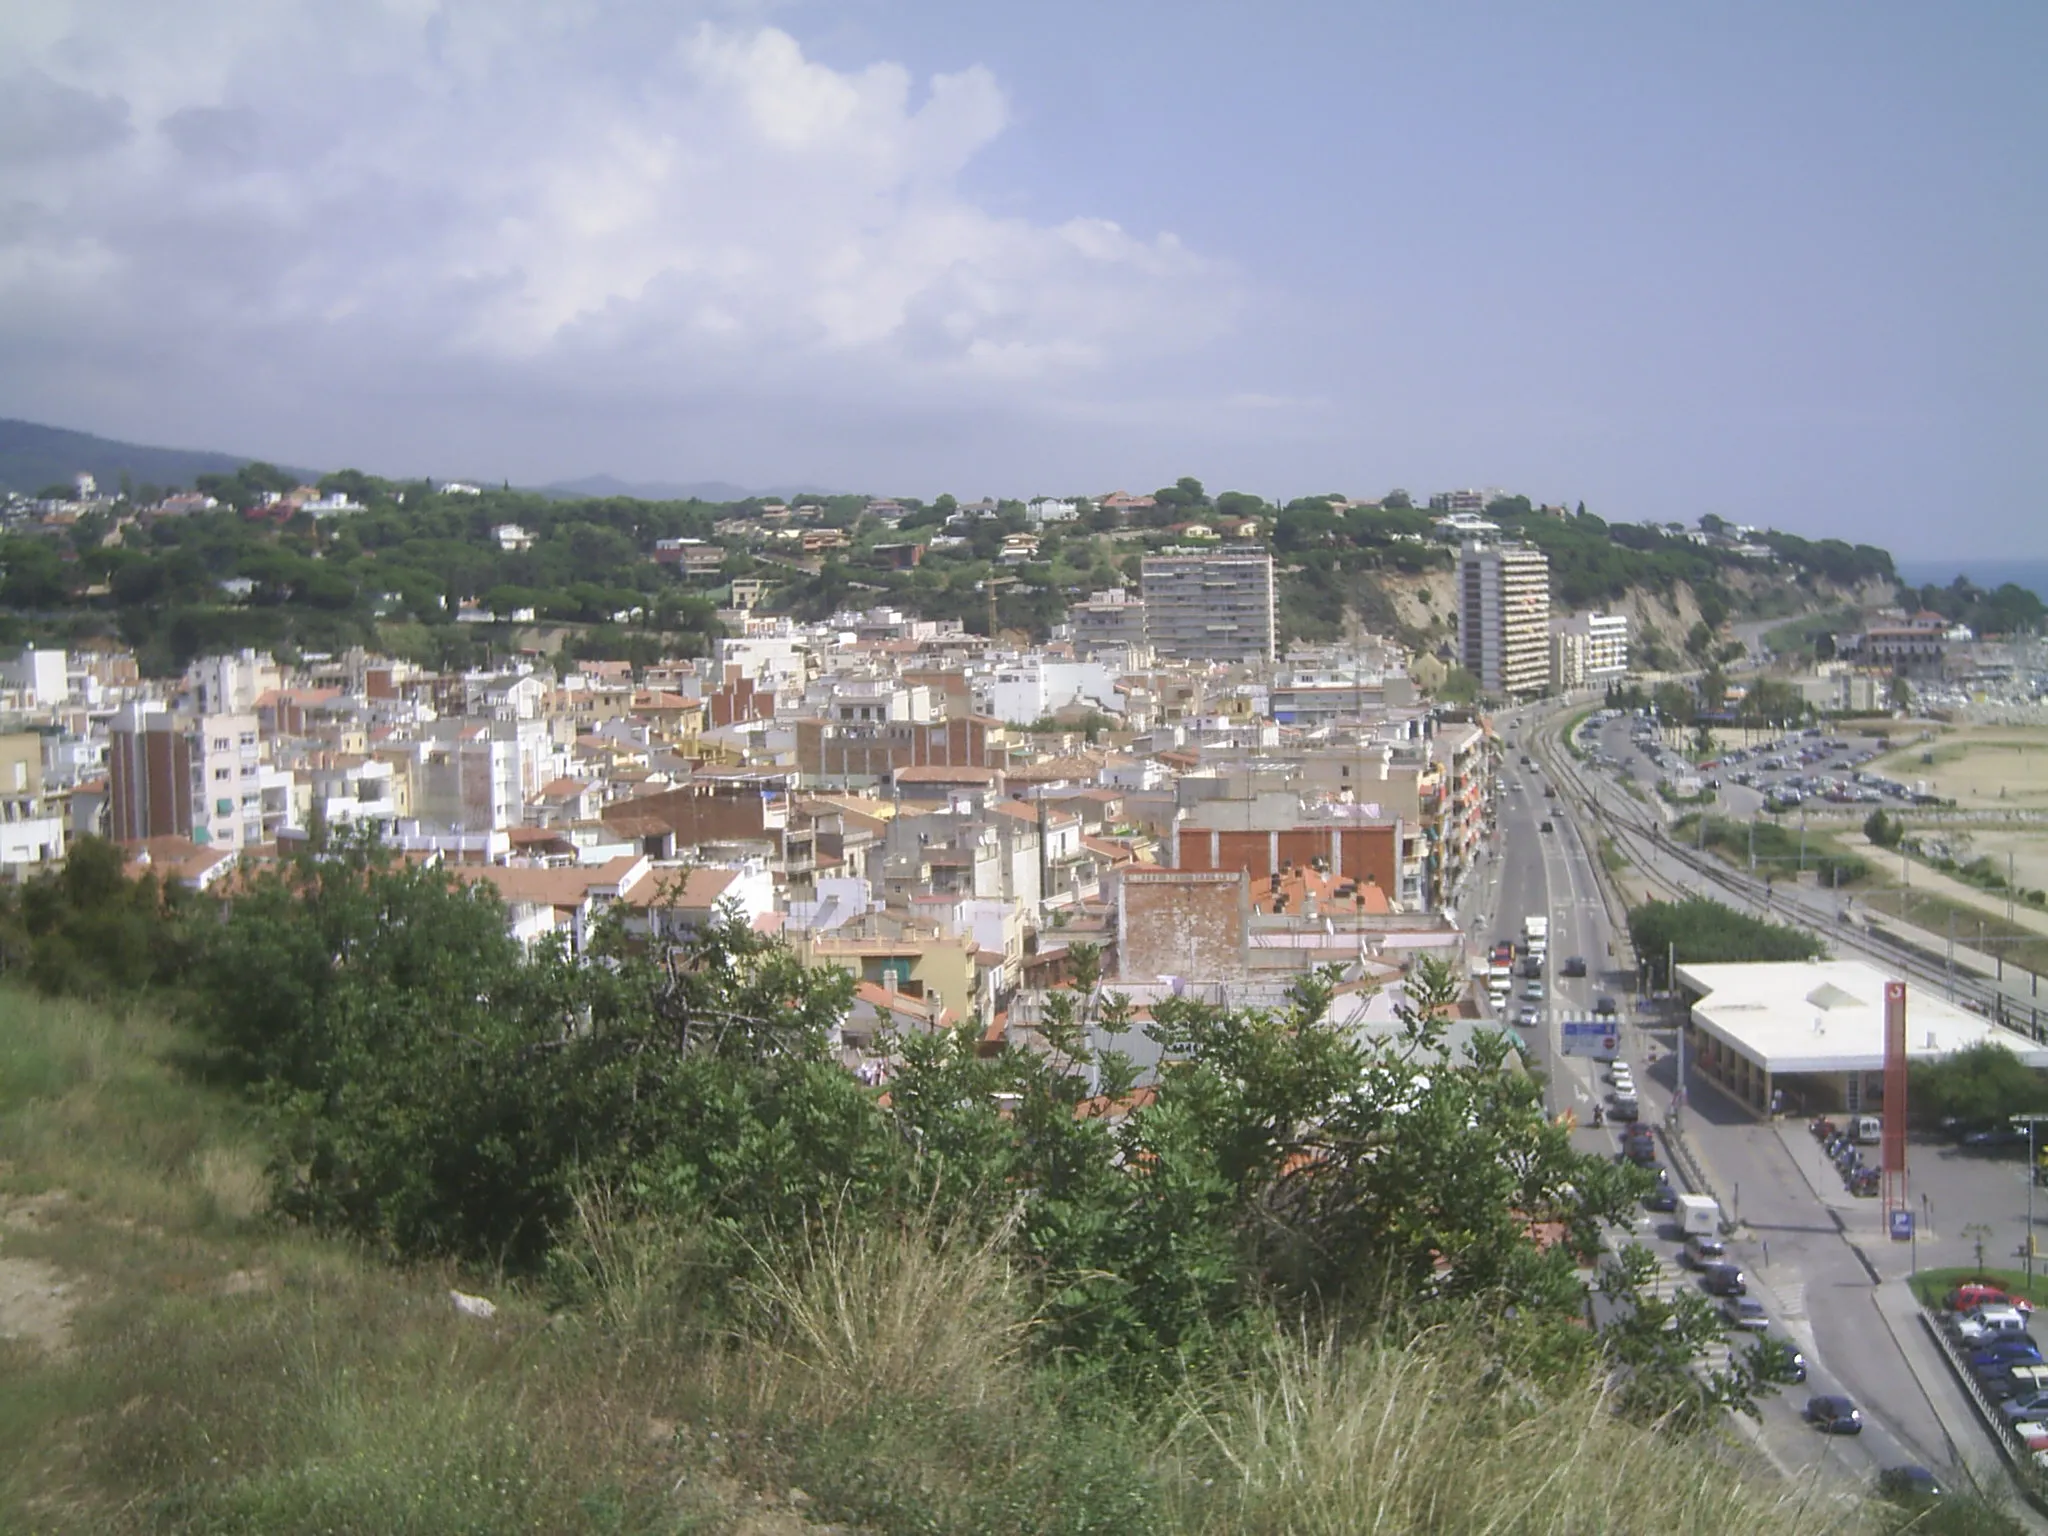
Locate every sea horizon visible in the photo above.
<box><xmin>1895</xmin><ymin>556</ymin><xmax>2048</xmax><ymax>606</ymax></box>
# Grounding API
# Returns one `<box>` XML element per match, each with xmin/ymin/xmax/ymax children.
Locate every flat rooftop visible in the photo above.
<box><xmin>1676</xmin><ymin>959</ymin><xmax>2048</xmax><ymax>1075</ymax></box>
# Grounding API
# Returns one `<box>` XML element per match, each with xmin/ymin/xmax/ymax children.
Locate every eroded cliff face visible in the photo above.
<box><xmin>1359</xmin><ymin>562</ymin><xmax>1890</xmax><ymax>666</ymax></box>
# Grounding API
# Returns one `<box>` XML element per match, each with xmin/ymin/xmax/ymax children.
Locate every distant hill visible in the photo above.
<box><xmin>0</xmin><ymin>417</ymin><xmax>305</xmax><ymax>497</ymax></box>
<box><xmin>541</xmin><ymin>474</ymin><xmax>837</xmax><ymax>503</ymax></box>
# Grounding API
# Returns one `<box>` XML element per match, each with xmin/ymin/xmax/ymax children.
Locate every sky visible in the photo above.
<box><xmin>1</xmin><ymin>1</ymin><xmax>2043</xmax><ymax>558</ymax></box>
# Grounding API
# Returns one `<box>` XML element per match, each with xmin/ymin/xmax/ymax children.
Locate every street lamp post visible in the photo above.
<box><xmin>2015</xmin><ymin>1114</ymin><xmax>2048</xmax><ymax>1293</ymax></box>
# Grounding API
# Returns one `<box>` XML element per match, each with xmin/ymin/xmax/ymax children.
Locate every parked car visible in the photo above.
<box><xmin>1963</xmin><ymin>1127</ymin><xmax>2033</xmax><ymax>1155</ymax></box>
<box><xmin>1804</xmin><ymin>1395</ymin><xmax>1863</xmax><ymax>1434</ymax></box>
<box><xmin>1749</xmin><ymin>1335</ymin><xmax>1807</xmax><ymax>1383</ymax></box>
<box><xmin>2000</xmin><ymin>1389</ymin><xmax>2048</xmax><ymax>1421</ymax></box>
<box><xmin>1723</xmin><ymin>1298</ymin><xmax>1769</xmax><ymax>1331</ymax></box>
<box><xmin>1700</xmin><ymin>1262</ymin><xmax>1746</xmax><ymax>1297</ymax></box>
<box><xmin>1876</xmin><ymin>1465</ymin><xmax>1941</xmax><ymax>1503</ymax></box>
<box><xmin>1956</xmin><ymin>1305</ymin><xmax>2030</xmax><ymax>1340</ymax></box>
<box><xmin>1968</xmin><ymin>1338</ymin><xmax>2042</xmax><ymax>1370</ymax></box>
<box><xmin>1949</xmin><ymin>1283</ymin><xmax>2033</xmax><ymax>1315</ymax></box>
<box><xmin>1682</xmin><ymin>1233</ymin><xmax>1727</xmax><ymax>1268</ymax></box>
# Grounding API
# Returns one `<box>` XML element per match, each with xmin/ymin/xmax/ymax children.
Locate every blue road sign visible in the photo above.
<box><xmin>1890</xmin><ymin>1209</ymin><xmax>1914</xmax><ymax>1242</ymax></box>
<box><xmin>1560</xmin><ymin>1020</ymin><xmax>1620</xmax><ymax>1059</ymax></box>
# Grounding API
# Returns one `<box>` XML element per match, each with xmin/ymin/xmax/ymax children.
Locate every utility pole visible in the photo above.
<box><xmin>1948</xmin><ymin>912</ymin><xmax>1956</xmax><ymax>1001</ymax></box>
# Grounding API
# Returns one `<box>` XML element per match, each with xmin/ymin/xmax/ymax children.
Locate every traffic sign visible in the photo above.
<box><xmin>1889</xmin><ymin>1209</ymin><xmax>1913</xmax><ymax>1242</ymax></box>
<box><xmin>1560</xmin><ymin>1020</ymin><xmax>1620</xmax><ymax>1060</ymax></box>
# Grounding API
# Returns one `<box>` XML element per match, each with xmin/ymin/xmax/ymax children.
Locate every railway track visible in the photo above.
<box><xmin>1529</xmin><ymin>707</ymin><xmax>2043</xmax><ymax>1033</ymax></box>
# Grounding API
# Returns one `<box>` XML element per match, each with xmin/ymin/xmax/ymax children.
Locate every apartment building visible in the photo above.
<box><xmin>0</xmin><ymin>732</ymin><xmax>64</xmax><ymax>867</ymax></box>
<box><xmin>107</xmin><ymin>704</ymin><xmax>282</xmax><ymax>850</ymax></box>
<box><xmin>1549</xmin><ymin>611</ymin><xmax>1630</xmax><ymax>691</ymax></box>
<box><xmin>1140</xmin><ymin>547</ymin><xmax>1276</xmax><ymax>663</ymax></box>
<box><xmin>1065</xmin><ymin>589</ymin><xmax>1150</xmax><ymax>659</ymax></box>
<box><xmin>1458</xmin><ymin>541</ymin><xmax>1551</xmax><ymax>698</ymax></box>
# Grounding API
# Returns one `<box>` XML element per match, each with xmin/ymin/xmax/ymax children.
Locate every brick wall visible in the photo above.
<box><xmin>1117</xmin><ymin>870</ymin><xmax>1249</xmax><ymax>982</ymax></box>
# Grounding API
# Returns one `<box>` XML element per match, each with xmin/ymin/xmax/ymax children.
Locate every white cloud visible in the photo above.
<box><xmin>0</xmin><ymin>2</ymin><xmax>1237</xmax><ymax>477</ymax></box>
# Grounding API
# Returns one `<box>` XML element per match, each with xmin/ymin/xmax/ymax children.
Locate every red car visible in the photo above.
<box><xmin>1949</xmin><ymin>1283</ymin><xmax>2034</xmax><ymax>1316</ymax></box>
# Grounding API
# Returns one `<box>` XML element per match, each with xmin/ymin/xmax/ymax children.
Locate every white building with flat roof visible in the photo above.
<box><xmin>1675</xmin><ymin>959</ymin><xmax>2048</xmax><ymax>1116</ymax></box>
<box><xmin>1550</xmin><ymin>611</ymin><xmax>1629</xmax><ymax>690</ymax></box>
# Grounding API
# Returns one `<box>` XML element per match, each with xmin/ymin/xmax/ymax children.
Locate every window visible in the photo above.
<box><xmin>10</xmin><ymin>762</ymin><xmax>23</xmax><ymax>791</ymax></box>
<box><xmin>214</xmin><ymin>767</ymin><xmax>231</xmax><ymax>781</ymax></box>
<box><xmin>212</xmin><ymin>738</ymin><xmax>230</xmax><ymax>751</ymax></box>
<box><xmin>239</xmin><ymin>732</ymin><xmax>256</xmax><ymax>747</ymax></box>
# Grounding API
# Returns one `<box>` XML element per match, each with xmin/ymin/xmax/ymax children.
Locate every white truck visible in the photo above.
<box><xmin>1524</xmin><ymin>914</ymin><xmax>1549</xmax><ymax>963</ymax></box>
<box><xmin>1676</xmin><ymin>1194</ymin><xmax>1720</xmax><ymax>1238</ymax></box>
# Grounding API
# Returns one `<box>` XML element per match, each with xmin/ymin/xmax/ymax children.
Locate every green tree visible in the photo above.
<box><xmin>1911</xmin><ymin>1042</ymin><xmax>2048</xmax><ymax>1134</ymax></box>
<box><xmin>1629</xmin><ymin>898</ymin><xmax>1823</xmax><ymax>988</ymax></box>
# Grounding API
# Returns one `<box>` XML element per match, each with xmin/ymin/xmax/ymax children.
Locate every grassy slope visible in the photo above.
<box><xmin>0</xmin><ymin>987</ymin><xmax>1925</xmax><ymax>1535</ymax></box>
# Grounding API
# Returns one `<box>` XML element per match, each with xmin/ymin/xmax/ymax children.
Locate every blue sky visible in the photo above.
<box><xmin>1</xmin><ymin>1</ymin><xmax>2041</xmax><ymax>559</ymax></box>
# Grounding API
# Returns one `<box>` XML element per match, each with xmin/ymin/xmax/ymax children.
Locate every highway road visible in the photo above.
<box><xmin>1493</xmin><ymin>700</ymin><xmax>2018</xmax><ymax>1504</ymax></box>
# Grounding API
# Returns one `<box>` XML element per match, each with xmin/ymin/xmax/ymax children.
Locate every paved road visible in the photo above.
<box><xmin>1513</xmin><ymin>700</ymin><xmax>2013</xmax><ymax>1502</ymax></box>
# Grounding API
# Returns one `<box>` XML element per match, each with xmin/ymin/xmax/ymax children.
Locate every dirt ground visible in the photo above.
<box><xmin>0</xmin><ymin>1192</ymin><xmax>78</xmax><ymax>1357</ymax></box>
<box><xmin>1945</xmin><ymin>825</ymin><xmax>2048</xmax><ymax>901</ymax></box>
<box><xmin>1871</xmin><ymin>725</ymin><xmax>2048</xmax><ymax>812</ymax></box>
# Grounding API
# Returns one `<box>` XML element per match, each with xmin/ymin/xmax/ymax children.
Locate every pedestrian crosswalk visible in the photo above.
<box><xmin>1767</xmin><ymin>1280</ymin><xmax>1807</xmax><ymax>1321</ymax></box>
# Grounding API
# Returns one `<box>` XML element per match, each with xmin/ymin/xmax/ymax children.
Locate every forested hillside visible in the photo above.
<box><xmin>9</xmin><ymin>453</ymin><xmax>2030</xmax><ymax>680</ymax></box>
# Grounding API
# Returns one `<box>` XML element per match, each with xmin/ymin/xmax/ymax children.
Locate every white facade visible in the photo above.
<box><xmin>1025</xmin><ymin>497</ymin><xmax>1081</xmax><ymax>526</ymax></box>
<box><xmin>803</xmin><ymin>677</ymin><xmax>935</xmax><ymax>724</ymax></box>
<box><xmin>1550</xmin><ymin>611</ymin><xmax>1629</xmax><ymax>690</ymax></box>
<box><xmin>0</xmin><ymin>812</ymin><xmax>66</xmax><ymax>867</ymax></box>
<box><xmin>983</xmin><ymin>659</ymin><xmax>1124</xmax><ymax>724</ymax></box>
<box><xmin>414</xmin><ymin>717</ymin><xmax>560</xmax><ymax>833</ymax></box>
<box><xmin>194</xmin><ymin>712</ymin><xmax>269</xmax><ymax>850</ymax></box>
<box><xmin>716</xmin><ymin>634</ymin><xmax>813</xmax><ymax>690</ymax></box>
<box><xmin>1459</xmin><ymin>542</ymin><xmax>1551</xmax><ymax>697</ymax></box>
<box><xmin>188</xmin><ymin>650</ymin><xmax>282</xmax><ymax>715</ymax></box>
<box><xmin>2</xmin><ymin>647</ymin><xmax>69</xmax><ymax>707</ymax></box>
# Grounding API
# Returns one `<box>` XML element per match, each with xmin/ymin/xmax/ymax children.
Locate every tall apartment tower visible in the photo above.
<box><xmin>1458</xmin><ymin>542</ymin><xmax>1551</xmax><ymax>697</ymax></box>
<box><xmin>107</xmin><ymin>704</ymin><xmax>195</xmax><ymax>841</ymax></box>
<box><xmin>1139</xmin><ymin>546</ymin><xmax>1276</xmax><ymax>663</ymax></box>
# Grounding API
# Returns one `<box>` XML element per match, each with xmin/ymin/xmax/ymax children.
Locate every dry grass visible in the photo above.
<box><xmin>1159</xmin><ymin>1330</ymin><xmax>1845</xmax><ymax>1536</ymax></box>
<box><xmin>738</xmin><ymin>1207</ymin><xmax>1030</xmax><ymax>1426</ymax></box>
<box><xmin>1</xmin><ymin>985</ymin><xmax>1951</xmax><ymax>1536</ymax></box>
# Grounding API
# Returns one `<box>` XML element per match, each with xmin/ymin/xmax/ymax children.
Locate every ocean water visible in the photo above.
<box><xmin>1896</xmin><ymin>558</ymin><xmax>2048</xmax><ymax>606</ymax></box>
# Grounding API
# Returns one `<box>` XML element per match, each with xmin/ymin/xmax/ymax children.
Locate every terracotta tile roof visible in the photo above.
<box><xmin>894</xmin><ymin>765</ymin><xmax>1000</xmax><ymax>784</ymax></box>
<box><xmin>120</xmin><ymin>836</ymin><xmax>235</xmax><ymax>889</ymax></box>
<box><xmin>452</xmin><ymin>855</ymin><xmax>650</xmax><ymax>910</ymax></box>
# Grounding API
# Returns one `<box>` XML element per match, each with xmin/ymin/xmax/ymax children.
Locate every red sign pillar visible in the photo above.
<box><xmin>1883</xmin><ymin>980</ymin><xmax>1910</xmax><ymax>1231</ymax></box>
